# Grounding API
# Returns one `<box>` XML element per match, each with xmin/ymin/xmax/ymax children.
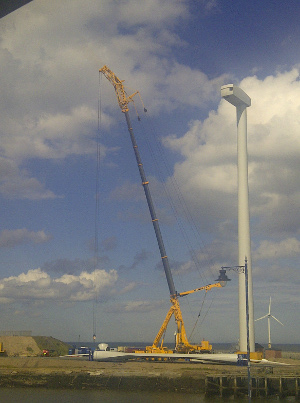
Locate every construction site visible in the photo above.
<box><xmin>0</xmin><ymin>348</ymin><xmax>299</xmax><ymax>399</ymax></box>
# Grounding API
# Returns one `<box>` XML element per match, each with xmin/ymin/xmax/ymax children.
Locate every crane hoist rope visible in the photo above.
<box><xmin>99</xmin><ymin>65</ymin><xmax>227</xmax><ymax>354</ymax></box>
<box><xmin>92</xmin><ymin>72</ymin><xmax>104</xmax><ymax>344</ymax></box>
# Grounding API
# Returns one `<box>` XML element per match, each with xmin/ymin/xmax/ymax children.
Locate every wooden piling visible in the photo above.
<box><xmin>205</xmin><ymin>374</ymin><xmax>300</xmax><ymax>399</ymax></box>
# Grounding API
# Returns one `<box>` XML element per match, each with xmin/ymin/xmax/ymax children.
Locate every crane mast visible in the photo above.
<box><xmin>99</xmin><ymin>65</ymin><xmax>176</xmax><ymax>296</ymax></box>
<box><xmin>99</xmin><ymin>65</ymin><xmax>225</xmax><ymax>353</ymax></box>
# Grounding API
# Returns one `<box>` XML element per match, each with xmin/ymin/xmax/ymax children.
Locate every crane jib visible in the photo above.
<box><xmin>124</xmin><ymin>111</ymin><xmax>176</xmax><ymax>296</ymax></box>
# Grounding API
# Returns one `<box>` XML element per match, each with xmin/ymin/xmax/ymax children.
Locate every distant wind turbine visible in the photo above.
<box><xmin>255</xmin><ymin>297</ymin><xmax>283</xmax><ymax>349</ymax></box>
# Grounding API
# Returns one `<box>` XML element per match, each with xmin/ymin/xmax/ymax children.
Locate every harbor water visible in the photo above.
<box><xmin>0</xmin><ymin>387</ymin><xmax>296</xmax><ymax>402</ymax></box>
<box><xmin>0</xmin><ymin>388</ymin><xmax>211</xmax><ymax>403</ymax></box>
<box><xmin>0</xmin><ymin>388</ymin><xmax>294</xmax><ymax>402</ymax></box>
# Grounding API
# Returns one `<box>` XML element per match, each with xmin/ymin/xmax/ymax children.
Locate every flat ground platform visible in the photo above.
<box><xmin>0</xmin><ymin>356</ymin><xmax>299</xmax><ymax>378</ymax></box>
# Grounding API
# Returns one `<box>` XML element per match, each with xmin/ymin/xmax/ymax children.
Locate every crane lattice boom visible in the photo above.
<box><xmin>99</xmin><ymin>65</ymin><xmax>141</xmax><ymax>113</ymax></box>
<box><xmin>99</xmin><ymin>65</ymin><xmax>226</xmax><ymax>354</ymax></box>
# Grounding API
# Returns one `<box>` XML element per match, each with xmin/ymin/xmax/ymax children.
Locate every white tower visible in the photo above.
<box><xmin>221</xmin><ymin>84</ymin><xmax>255</xmax><ymax>353</ymax></box>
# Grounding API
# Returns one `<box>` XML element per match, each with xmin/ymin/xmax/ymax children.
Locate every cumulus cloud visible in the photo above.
<box><xmin>101</xmin><ymin>236</ymin><xmax>117</xmax><ymax>252</ymax></box>
<box><xmin>42</xmin><ymin>258</ymin><xmax>95</xmax><ymax>275</ymax></box>
<box><xmin>0</xmin><ymin>268</ymin><xmax>118</xmax><ymax>303</ymax></box>
<box><xmin>0</xmin><ymin>157</ymin><xmax>57</xmax><ymax>199</ymax></box>
<box><xmin>109</xmin><ymin>181</ymin><xmax>144</xmax><ymax>202</ymax></box>
<box><xmin>167</xmin><ymin>259</ymin><xmax>196</xmax><ymax>276</ymax></box>
<box><xmin>198</xmin><ymin>0</ymin><xmax>220</xmax><ymax>14</ymax></box>
<box><xmin>0</xmin><ymin>228</ymin><xmax>52</xmax><ymax>248</ymax></box>
<box><xmin>164</xmin><ymin>68</ymin><xmax>300</xmax><ymax>238</ymax></box>
<box><xmin>0</xmin><ymin>0</ymin><xmax>228</xmax><ymax>198</ymax></box>
<box><xmin>253</xmin><ymin>262</ymin><xmax>299</xmax><ymax>286</ymax></box>
<box><xmin>119</xmin><ymin>250</ymin><xmax>150</xmax><ymax>271</ymax></box>
<box><xmin>107</xmin><ymin>299</ymin><xmax>165</xmax><ymax>313</ymax></box>
<box><xmin>164</xmin><ymin>63</ymin><xmax>227</xmax><ymax>109</ymax></box>
<box><xmin>254</xmin><ymin>238</ymin><xmax>300</xmax><ymax>260</ymax></box>
<box><xmin>115</xmin><ymin>0</ymin><xmax>189</xmax><ymax>27</ymax></box>
<box><xmin>118</xmin><ymin>281</ymin><xmax>137</xmax><ymax>295</ymax></box>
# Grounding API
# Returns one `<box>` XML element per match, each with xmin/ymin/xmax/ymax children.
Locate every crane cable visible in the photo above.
<box><xmin>139</xmin><ymin>113</ymin><xmax>215</xmax><ymax>283</ymax></box>
<box><xmin>189</xmin><ymin>291</ymin><xmax>207</xmax><ymax>340</ymax></box>
<box><xmin>92</xmin><ymin>72</ymin><xmax>103</xmax><ymax>344</ymax></box>
<box><xmin>136</xmin><ymin>108</ymin><xmax>218</xmax><ymax>339</ymax></box>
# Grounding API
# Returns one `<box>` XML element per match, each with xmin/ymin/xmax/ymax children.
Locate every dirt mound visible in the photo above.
<box><xmin>0</xmin><ymin>336</ymin><xmax>41</xmax><ymax>357</ymax></box>
<box><xmin>33</xmin><ymin>336</ymin><xmax>70</xmax><ymax>356</ymax></box>
<box><xmin>0</xmin><ymin>336</ymin><xmax>70</xmax><ymax>357</ymax></box>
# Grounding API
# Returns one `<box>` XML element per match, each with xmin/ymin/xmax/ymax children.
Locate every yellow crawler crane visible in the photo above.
<box><xmin>147</xmin><ymin>282</ymin><xmax>225</xmax><ymax>354</ymax></box>
<box><xmin>99</xmin><ymin>66</ymin><xmax>228</xmax><ymax>354</ymax></box>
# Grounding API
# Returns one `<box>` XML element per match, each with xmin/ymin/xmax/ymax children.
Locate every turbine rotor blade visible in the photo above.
<box><xmin>271</xmin><ymin>315</ymin><xmax>284</xmax><ymax>326</ymax></box>
<box><xmin>255</xmin><ymin>314</ymin><xmax>268</xmax><ymax>321</ymax></box>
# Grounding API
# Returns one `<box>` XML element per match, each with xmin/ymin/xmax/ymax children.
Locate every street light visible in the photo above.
<box><xmin>215</xmin><ymin>268</ymin><xmax>231</xmax><ymax>287</ymax></box>
<box><xmin>221</xmin><ymin>84</ymin><xmax>255</xmax><ymax>353</ymax></box>
<box><xmin>221</xmin><ymin>260</ymin><xmax>252</xmax><ymax>401</ymax></box>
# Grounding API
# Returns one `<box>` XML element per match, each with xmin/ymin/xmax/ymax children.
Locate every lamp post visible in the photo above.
<box><xmin>220</xmin><ymin>260</ymin><xmax>251</xmax><ymax>402</ymax></box>
<box><xmin>221</xmin><ymin>84</ymin><xmax>255</xmax><ymax>353</ymax></box>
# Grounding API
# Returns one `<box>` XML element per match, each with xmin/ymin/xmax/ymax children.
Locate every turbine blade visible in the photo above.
<box><xmin>255</xmin><ymin>314</ymin><xmax>268</xmax><ymax>321</ymax></box>
<box><xmin>271</xmin><ymin>315</ymin><xmax>284</xmax><ymax>326</ymax></box>
<box><xmin>269</xmin><ymin>296</ymin><xmax>271</xmax><ymax>315</ymax></box>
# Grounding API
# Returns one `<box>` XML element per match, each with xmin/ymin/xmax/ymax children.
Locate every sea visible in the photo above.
<box><xmin>69</xmin><ymin>341</ymin><xmax>300</xmax><ymax>353</ymax></box>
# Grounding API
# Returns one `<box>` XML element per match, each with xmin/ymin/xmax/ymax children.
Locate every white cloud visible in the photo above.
<box><xmin>0</xmin><ymin>228</ymin><xmax>52</xmax><ymax>248</ymax></box>
<box><xmin>164</xmin><ymin>67</ymin><xmax>300</xmax><ymax>237</ymax></box>
<box><xmin>164</xmin><ymin>63</ymin><xmax>228</xmax><ymax>109</ymax></box>
<box><xmin>0</xmin><ymin>157</ymin><xmax>57</xmax><ymax>199</ymax></box>
<box><xmin>0</xmin><ymin>268</ymin><xmax>118</xmax><ymax>303</ymax></box>
<box><xmin>117</xmin><ymin>0</ymin><xmax>189</xmax><ymax>27</ymax></box>
<box><xmin>0</xmin><ymin>0</ymin><xmax>226</xmax><ymax>199</ymax></box>
<box><xmin>107</xmin><ymin>299</ymin><xmax>165</xmax><ymax>313</ymax></box>
<box><xmin>200</xmin><ymin>0</ymin><xmax>220</xmax><ymax>13</ymax></box>
<box><xmin>109</xmin><ymin>180</ymin><xmax>144</xmax><ymax>202</ymax></box>
<box><xmin>254</xmin><ymin>238</ymin><xmax>300</xmax><ymax>260</ymax></box>
<box><xmin>253</xmin><ymin>263</ymin><xmax>299</xmax><ymax>285</ymax></box>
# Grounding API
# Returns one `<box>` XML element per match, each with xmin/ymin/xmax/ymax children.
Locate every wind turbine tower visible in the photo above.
<box><xmin>221</xmin><ymin>84</ymin><xmax>255</xmax><ymax>353</ymax></box>
<box><xmin>255</xmin><ymin>297</ymin><xmax>283</xmax><ymax>349</ymax></box>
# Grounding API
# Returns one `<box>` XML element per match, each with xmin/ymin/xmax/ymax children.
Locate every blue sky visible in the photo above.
<box><xmin>0</xmin><ymin>0</ymin><xmax>299</xmax><ymax>345</ymax></box>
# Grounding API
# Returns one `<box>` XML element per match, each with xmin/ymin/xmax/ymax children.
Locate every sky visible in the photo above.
<box><xmin>0</xmin><ymin>0</ymin><xmax>299</xmax><ymax>346</ymax></box>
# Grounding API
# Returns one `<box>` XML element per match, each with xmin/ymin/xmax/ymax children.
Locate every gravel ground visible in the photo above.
<box><xmin>0</xmin><ymin>336</ymin><xmax>299</xmax><ymax>380</ymax></box>
<box><xmin>0</xmin><ymin>355</ymin><xmax>298</xmax><ymax>395</ymax></box>
<box><xmin>0</xmin><ymin>356</ymin><xmax>299</xmax><ymax>378</ymax></box>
